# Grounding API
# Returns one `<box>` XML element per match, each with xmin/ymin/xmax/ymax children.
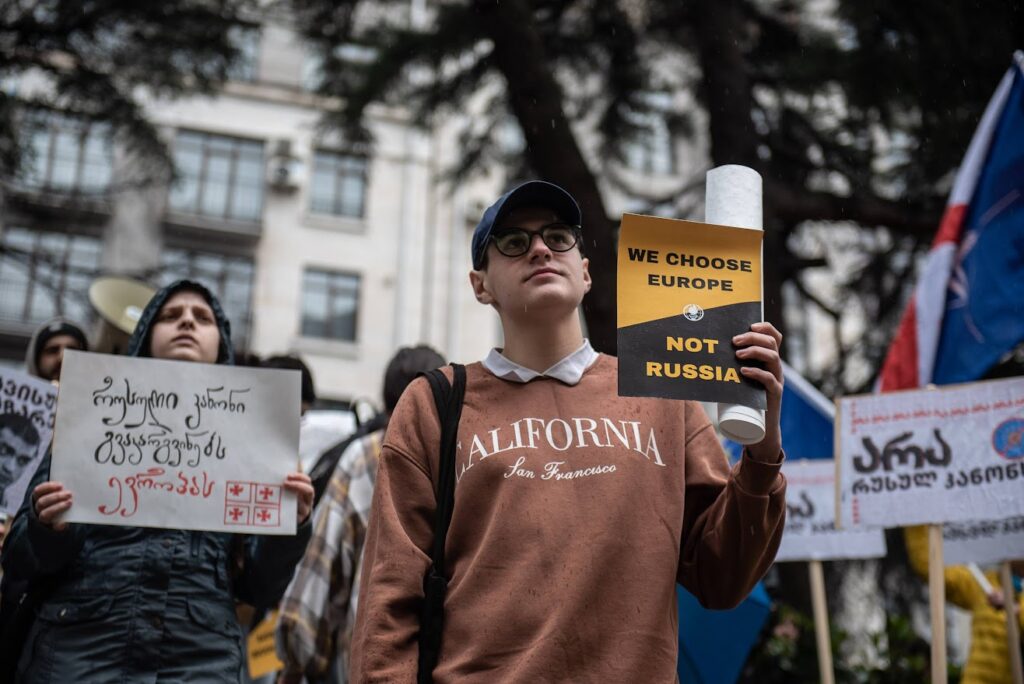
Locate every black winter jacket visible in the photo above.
<box><xmin>2</xmin><ymin>280</ymin><xmax>311</xmax><ymax>683</ymax></box>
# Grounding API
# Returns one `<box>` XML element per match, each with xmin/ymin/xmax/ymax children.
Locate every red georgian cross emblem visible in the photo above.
<box><xmin>224</xmin><ymin>482</ymin><xmax>281</xmax><ymax>527</ymax></box>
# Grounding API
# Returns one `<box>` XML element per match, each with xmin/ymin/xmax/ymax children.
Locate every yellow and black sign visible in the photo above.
<box><xmin>617</xmin><ymin>213</ymin><xmax>766</xmax><ymax>409</ymax></box>
<box><xmin>247</xmin><ymin>609</ymin><xmax>284</xmax><ymax>679</ymax></box>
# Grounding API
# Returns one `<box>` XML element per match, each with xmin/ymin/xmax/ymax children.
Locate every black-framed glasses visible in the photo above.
<box><xmin>490</xmin><ymin>222</ymin><xmax>581</xmax><ymax>258</ymax></box>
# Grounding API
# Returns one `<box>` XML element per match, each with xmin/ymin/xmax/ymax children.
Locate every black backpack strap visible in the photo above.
<box><xmin>417</xmin><ymin>363</ymin><xmax>466</xmax><ymax>683</ymax></box>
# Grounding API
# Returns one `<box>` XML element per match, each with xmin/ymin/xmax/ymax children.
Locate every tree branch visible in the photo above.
<box><xmin>477</xmin><ymin>0</ymin><xmax>619</xmax><ymax>352</ymax></box>
<box><xmin>768</xmin><ymin>179</ymin><xmax>942</xmax><ymax>237</ymax></box>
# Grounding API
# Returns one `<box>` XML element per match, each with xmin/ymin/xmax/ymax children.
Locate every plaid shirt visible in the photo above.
<box><xmin>276</xmin><ymin>429</ymin><xmax>384</xmax><ymax>682</ymax></box>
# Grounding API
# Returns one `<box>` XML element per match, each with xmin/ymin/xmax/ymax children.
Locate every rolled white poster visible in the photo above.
<box><xmin>705</xmin><ymin>165</ymin><xmax>766</xmax><ymax>444</ymax></box>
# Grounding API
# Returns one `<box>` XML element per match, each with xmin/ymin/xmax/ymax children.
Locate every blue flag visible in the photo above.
<box><xmin>933</xmin><ymin>54</ymin><xmax>1024</xmax><ymax>383</ymax></box>
<box><xmin>882</xmin><ymin>53</ymin><xmax>1024</xmax><ymax>390</ymax></box>
<box><xmin>723</xmin><ymin>361</ymin><xmax>833</xmax><ymax>462</ymax></box>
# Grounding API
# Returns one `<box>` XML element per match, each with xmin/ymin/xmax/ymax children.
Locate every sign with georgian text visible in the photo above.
<box><xmin>0</xmin><ymin>369</ymin><xmax>58</xmax><ymax>515</ymax></box>
<box><xmin>943</xmin><ymin>517</ymin><xmax>1024</xmax><ymax>566</ymax></box>
<box><xmin>836</xmin><ymin>376</ymin><xmax>1024</xmax><ymax>529</ymax></box>
<box><xmin>52</xmin><ymin>350</ymin><xmax>300</xmax><ymax>534</ymax></box>
<box><xmin>776</xmin><ymin>459</ymin><xmax>886</xmax><ymax>562</ymax></box>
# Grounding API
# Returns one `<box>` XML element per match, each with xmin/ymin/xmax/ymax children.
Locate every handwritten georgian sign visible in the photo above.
<box><xmin>776</xmin><ymin>459</ymin><xmax>886</xmax><ymax>562</ymax></box>
<box><xmin>52</xmin><ymin>350</ymin><xmax>300</xmax><ymax>534</ymax></box>
<box><xmin>836</xmin><ymin>376</ymin><xmax>1024</xmax><ymax>529</ymax></box>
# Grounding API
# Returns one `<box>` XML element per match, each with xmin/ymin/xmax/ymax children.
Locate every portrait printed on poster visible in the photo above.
<box><xmin>0</xmin><ymin>370</ymin><xmax>58</xmax><ymax>516</ymax></box>
<box><xmin>0</xmin><ymin>370</ymin><xmax>57</xmax><ymax>515</ymax></box>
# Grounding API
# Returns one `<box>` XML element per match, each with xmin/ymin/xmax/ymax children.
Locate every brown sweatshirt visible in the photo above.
<box><xmin>350</xmin><ymin>355</ymin><xmax>786</xmax><ymax>683</ymax></box>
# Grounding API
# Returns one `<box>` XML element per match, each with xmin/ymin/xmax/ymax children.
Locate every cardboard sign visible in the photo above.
<box><xmin>247</xmin><ymin>610</ymin><xmax>284</xmax><ymax>678</ymax></box>
<box><xmin>836</xmin><ymin>376</ymin><xmax>1024</xmax><ymax>529</ymax></box>
<box><xmin>0</xmin><ymin>370</ymin><xmax>58</xmax><ymax>515</ymax></box>
<box><xmin>943</xmin><ymin>517</ymin><xmax>1024</xmax><ymax>566</ymax></box>
<box><xmin>52</xmin><ymin>351</ymin><xmax>300</xmax><ymax>534</ymax></box>
<box><xmin>776</xmin><ymin>459</ymin><xmax>886</xmax><ymax>562</ymax></box>
<box><xmin>617</xmin><ymin>214</ymin><xmax>765</xmax><ymax>409</ymax></box>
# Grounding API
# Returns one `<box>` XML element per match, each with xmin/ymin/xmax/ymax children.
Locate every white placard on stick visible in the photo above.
<box><xmin>52</xmin><ymin>350</ymin><xmax>300</xmax><ymax>534</ymax></box>
<box><xmin>943</xmin><ymin>517</ymin><xmax>1024</xmax><ymax>566</ymax></box>
<box><xmin>836</xmin><ymin>376</ymin><xmax>1024</xmax><ymax>529</ymax></box>
<box><xmin>776</xmin><ymin>459</ymin><xmax>886</xmax><ymax>562</ymax></box>
<box><xmin>0</xmin><ymin>369</ymin><xmax>58</xmax><ymax>515</ymax></box>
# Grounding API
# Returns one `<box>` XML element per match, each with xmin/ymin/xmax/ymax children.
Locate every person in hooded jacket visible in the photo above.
<box><xmin>1</xmin><ymin>280</ymin><xmax>314</xmax><ymax>683</ymax></box>
<box><xmin>0</xmin><ymin>318</ymin><xmax>88</xmax><ymax>668</ymax></box>
<box><xmin>24</xmin><ymin>317</ymin><xmax>89</xmax><ymax>383</ymax></box>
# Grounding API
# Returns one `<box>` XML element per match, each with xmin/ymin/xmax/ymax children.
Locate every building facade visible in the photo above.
<box><xmin>0</xmin><ymin>20</ymin><xmax>514</xmax><ymax>405</ymax></box>
<box><xmin>0</xmin><ymin>15</ymin><xmax>694</xmax><ymax>407</ymax></box>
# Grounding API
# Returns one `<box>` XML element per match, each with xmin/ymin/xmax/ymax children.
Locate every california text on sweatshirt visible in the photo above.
<box><xmin>350</xmin><ymin>355</ymin><xmax>786</xmax><ymax>683</ymax></box>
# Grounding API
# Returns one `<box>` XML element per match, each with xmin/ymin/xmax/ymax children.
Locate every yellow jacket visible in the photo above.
<box><xmin>905</xmin><ymin>526</ymin><xmax>1024</xmax><ymax>684</ymax></box>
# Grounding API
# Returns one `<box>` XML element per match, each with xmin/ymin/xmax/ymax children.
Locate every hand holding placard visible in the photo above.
<box><xmin>31</xmin><ymin>481</ymin><xmax>72</xmax><ymax>531</ymax></box>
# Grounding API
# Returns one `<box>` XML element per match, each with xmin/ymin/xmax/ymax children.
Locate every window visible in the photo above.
<box><xmin>301</xmin><ymin>44</ymin><xmax>377</xmax><ymax>92</ymax></box>
<box><xmin>623</xmin><ymin>124</ymin><xmax>676</xmax><ymax>176</ymax></box>
<box><xmin>622</xmin><ymin>93</ymin><xmax>677</xmax><ymax>176</ymax></box>
<box><xmin>301</xmin><ymin>269</ymin><xmax>359</xmax><ymax>341</ymax></box>
<box><xmin>310</xmin><ymin>151</ymin><xmax>368</xmax><ymax>218</ymax></box>
<box><xmin>169</xmin><ymin>130</ymin><xmax>264</xmax><ymax>222</ymax></box>
<box><xmin>0</xmin><ymin>227</ymin><xmax>102</xmax><ymax>326</ymax></box>
<box><xmin>20</xmin><ymin>114</ymin><xmax>112</xmax><ymax>193</ymax></box>
<box><xmin>227</xmin><ymin>25</ymin><xmax>261</xmax><ymax>82</ymax></box>
<box><xmin>158</xmin><ymin>248</ymin><xmax>255</xmax><ymax>348</ymax></box>
<box><xmin>300</xmin><ymin>50</ymin><xmax>323</xmax><ymax>92</ymax></box>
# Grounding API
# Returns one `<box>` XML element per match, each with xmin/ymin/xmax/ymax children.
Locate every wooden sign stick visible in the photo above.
<box><xmin>809</xmin><ymin>560</ymin><xmax>835</xmax><ymax>684</ymax></box>
<box><xmin>1000</xmin><ymin>562</ymin><xmax>1023</xmax><ymax>684</ymax></box>
<box><xmin>929</xmin><ymin>524</ymin><xmax>948</xmax><ymax>684</ymax></box>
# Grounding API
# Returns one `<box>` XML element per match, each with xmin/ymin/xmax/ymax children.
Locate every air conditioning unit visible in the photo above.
<box><xmin>266</xmin><ymin>139</ymin><xmax>306</xmax><ymax>193</ymax></box>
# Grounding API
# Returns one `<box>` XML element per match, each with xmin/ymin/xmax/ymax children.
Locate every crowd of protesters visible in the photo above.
<box><xmin>1</xmin><ymin>281</ymin><xmax>315</xmax><ymax>682</ymax></box>
<box><xmin>0</xmin><ymin>180</ymin><xmax>798</xmax><ymax>682</ymax></box>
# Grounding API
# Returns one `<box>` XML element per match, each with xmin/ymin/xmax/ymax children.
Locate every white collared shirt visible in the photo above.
<box><xmin>481</xmin><ymin>340</ymin><xmax>599</xmax><ymax>386</ymax></box>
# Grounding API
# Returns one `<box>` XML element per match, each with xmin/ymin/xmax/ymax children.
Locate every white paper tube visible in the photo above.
<box><xmin>705</xmin><ymin>165</ymin><xmax>766</xmax><ymax>445</ymax></box>
<box><xmin>706</xmin><ymin>165</ymin><xmax>763</xmax><ymax>230</ymax></box>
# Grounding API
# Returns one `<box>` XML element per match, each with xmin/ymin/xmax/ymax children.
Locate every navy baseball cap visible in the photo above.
<box><xmin>471</xmin><ymin>180</ymin><xmax>582</xmax><ymax>270</ymax></box>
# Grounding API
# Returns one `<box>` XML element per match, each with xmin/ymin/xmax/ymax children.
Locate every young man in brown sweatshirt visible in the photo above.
<box><xmin>350</xmin><ymin>181</ymin><xmax>787</xmax><ymax>682</ymax></box>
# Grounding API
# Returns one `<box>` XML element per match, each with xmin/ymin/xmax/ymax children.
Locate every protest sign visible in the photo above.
<box><xmin>0</xmin><ymin>369</ymin><xmax>58</xmax><ymax>515</ymax></box>
<box><xmin>617</xmin><ymin>213</ymin><xmax>764</xmax><ymax>409</ymax></box>
<box><xmin>942</xmin><ymin>517</ymin><xmax>1024</xmax><ymax>566</ymax></box>
<box><xmin>836</xmin><ymin>376</ymin><xmax>1024</xmax><ymax>529</ymax></box>
<box><xmin>247</xmin><ymin>610</ymin><xmax>284</xmax><ymax>678</ymax></box>
<box><xmin>52</xmin><ymin>350</ymin><xmax>300</xmax><ymax>534</ymax></box>
<box><xmin>776</xmin><ymin>459</ymin><xmax>886</xmax><ymax>562</ymax></box>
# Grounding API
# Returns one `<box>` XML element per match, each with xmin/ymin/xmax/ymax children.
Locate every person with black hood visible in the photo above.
<box><xmin>0</xmin><ymin>318</ymin><xmax>88</xmax><ymax>677</ymax></box>
<box><xmin>0</xmin><ymin>280</ymin><xmax>314</xmax><ymax>683</ymax></box>
<box><xmin>24</xmin><ymin>317</ymin><xmax>89</xmax><ymax>383</ymax></box>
